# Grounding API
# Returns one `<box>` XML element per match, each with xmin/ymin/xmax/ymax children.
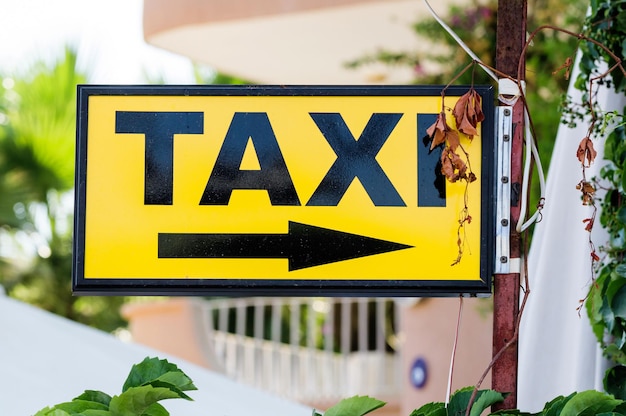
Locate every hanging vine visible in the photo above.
<box><xmin>426</xmin><ymin>64</ymin><xmax>482</xmax><ymax>264</ymax></box>
<box><xmin>557</xmin><ymin>0</ymin><xmax>626</xmax><ymax>397</ymax></box>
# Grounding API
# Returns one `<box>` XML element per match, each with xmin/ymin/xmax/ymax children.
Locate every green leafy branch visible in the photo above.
<box><xmin>323</xmin><ymin>388</ymin><xmax>626</xmax><ymax>416</ymax></box>
<box><xmin>34</xmin><ymin>357</ymin><xmax>196</xmax><ymax>416</ymax></box>
<box><xmin>33</xmin><ymin>357</ymin><xmax>626</xmax><ymax>416</ymax></box>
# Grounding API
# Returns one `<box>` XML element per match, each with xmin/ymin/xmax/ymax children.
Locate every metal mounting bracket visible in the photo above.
<box><xmin>494</xmin><ymin>106</ymin><xmax>513</xmax><ymax>274</ymax></box>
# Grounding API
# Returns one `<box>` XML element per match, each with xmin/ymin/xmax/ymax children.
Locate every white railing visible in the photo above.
<box><xmin>195</xmin><ymin>297</ymin><xmax>402</xmax><ymax>404</ymax></box>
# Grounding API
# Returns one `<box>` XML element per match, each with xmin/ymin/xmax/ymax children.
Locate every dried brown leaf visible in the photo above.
<box><xmin>441</xmin><ymin>149</ymin><xmax>456</xmax><ymax>182</ymax></box>
<box><xmin>552</xmin><ymin>56</ymin><xmax>573</xmax><ymax>80</ymax></box>
<box><xmin>470</xmin><ymin>88</ymin><xmax>485</xmax><ymax>123</ymax></box>
<box><xmin>446</xmin><ymin>129</ymin><xmax>461</xmax><ymax>151</ymax></box>
<box><xmin>441</xmin><ymin>147</ymin><xmax>467</xmax><ymax>183</ymax></box>
<box><xmin>450</xmin><ymin>151</ymin><xmax>467</xmax><ymax>179</ymax></box>
<box><xmin>452</xmin><ymin>93</ymin><xmax>469</xmax><ymax>124</ymax></box>
<box><xmin>457</xmin><ymin>114</ymin><xmax>479</xmax><ymax>138</ymax></box>
<box><xmin>427</xmin><ymin>112</ymin><xmax>449</xmax><ymax>149</ymax></box>
<box><xmin>425</xmin><ymin>111</ymin><xmax>461</xmax><ymax>151</ymax></box>
<box><xmin>576</xmin><ymin>180</ymin><xmax>596</xmax><ymax>205</ymax></box>
<box><xmin>453</xmin><ymin>89</ymin><xmax>484</xmax><ymax>139</ymax></box>
<box><xmin>576</xmin><ymin>137</ymin><xmax>597</xmax><ymax>167</ymax></box>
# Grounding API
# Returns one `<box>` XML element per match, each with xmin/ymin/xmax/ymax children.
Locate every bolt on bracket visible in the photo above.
<box><xmin>494</xmin><ymin>106</ymin><xmax>512</xmax><ymax>274</ymax></box>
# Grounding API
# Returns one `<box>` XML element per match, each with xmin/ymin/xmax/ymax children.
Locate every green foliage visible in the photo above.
<box><xmin>410</xmin><ymin>402</ymin><xmax>447</xmax><ymax>416</ymax></box>
<box><xmin>408</xmin><ymin>387</ymin><xmax>505</xmax><ymax>416</ymax></box>
<box><xmin>0</xmin><ymin>49</ymin><xmax>253</xmax><ymax>333</ymax></box>
<box><xmin>34</xmin><ymin>357</ymin><xmax>196</xmax><ymax>416</ymax></box>
<box><xmin>29</xmin><ymin>359</ymin><xmax>626</xmax><ymax>416</ymax></box>
<box><xmin>501</xmin><ymin>391</ymin><xmax>625</xmax><ymax>416</ymax></box>
<box><xmin>345</xmin><ymin>1</ymin><xmax>497</xmax><ymax>85</ymax></box>
<box><xmin>0</xmin><ymin>47</ymin><xmax>81</xmax><ymax>200</ymax></box>
<box><xmin>579</xmin><ymin>0</ymin><xmax>626</xmax><ymax>92</ymax></box>
<box><xmin>0</xmin><ymin>47</ymin><xmax>127</xmax><ymax>332</ymax></box>
<box><xmin>327</xmin><ymin>389</ymin><xmax>625</xmax><ymax>416</ymax></box>
<box><xmin>313</xmin><ymin>395</ymin><xmax>386</xmax><ymax>416</ymax></box>
<box><xmin>605</xmin><ymin>366</ymin><xmax>626</xmax><ymax>401</ymax></box>
<box><xmin>560</xmin><ymin>390</ymin><xmax>622</xmax><ymax>416</ymax></box>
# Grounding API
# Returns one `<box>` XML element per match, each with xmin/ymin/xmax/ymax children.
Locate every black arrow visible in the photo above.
<box><xmin>158</xmin><ymin>221</ymin><xmax>412</xmax><ymax>271</ymax></box>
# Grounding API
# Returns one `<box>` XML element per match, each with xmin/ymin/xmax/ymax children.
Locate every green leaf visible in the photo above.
<box><xmin>148</xmin><ymin>380</ymin><xmax>192</xmax><ymax>401</ymax></box>
<box><xmin>74</xmin><ymin>390</ymin><xmax>112</xmax><ymax>407</ymax></box>
<box><xmin>588</xmin><ymin>287</ymin><xmax>606</xmax><ymax>341</ymax></box>
<box><xmin>560</xmin><ymin>390</ymin><xmax>622</xmax><ymax>416</ymax></box>
<box><xmin>612</xmin><ymin>285</ymin><xmax>626</xmax><ymax>320</ymax></box>
<box><xmin>154</xmin><ymin>371</ymin><xmax>197</xmax><ymax>392</ymax></box>
<box><xmin>140</xmin><ymin>402</ymin><xmax>169</xmax><ymax>416</ymax></box>
<box><xmin>108</xmin><ymin>386</ymin><xmax>181</xmax><ymax>416</ymax></box>
<box><xmin>410</xmin><ymin>402</ymin><xmax>446</xmax><ymax>416</ymax></box>
<box><xmin>34</xmin><ymin>409</ymin><xmax>72</xmax><ymax>416</ymax></box>
<box><xmin>542</xmin><ymin>393</ymin><xmax>576</xmax><ymax>416</ymax></box>
<box><xmin>617</xmin><ymin>265</ymin><xmax>626</xmax><ymax>278</ymax></box>
<box><xmin>603</xmin><ymin>138</ymin><xmax>615</xmax><ymax>164</ymax></box>
<box><xmin>323</xmin><ymin>396</ymin><xmax>386</xmax><ymax>416</ymax></box>
<box><xmin>122</xmin><ymin>357</ymin><xmax>194</xmax><ymax>392</ymax></box>
<box><xmin>606</xmin><ymin>365</ymin><xmax>626</xmax><ymax>400</ymax></box>
<box><xmin>52</xmin><ymin>400</ymin><xmax>109</xmax><ymax>413</ymax></box>
<box><xmin>82</xmin><ymin>411</ymin><xmax>112</xmax><ymax>416</ymax></box>
<box><xmin>445</xmin><ymin>387</ymin><xmax>505</xmax><ymax>416</ymax></box>
<box><xmin>447</xmin><ymin>386</ymin><xmax>478</xmax><ymax>416</ymax></box>
<box><xmin>617</xmin><ymin>207</ymin><xmax>626</xmax><ymax>226</ymax></box>
<box><xmin>575</xmin><ymin>73</ymin><xmax>589</xmax><ymax>91</ymax></box>
<box><xmin>605</xmin><ymin>344</ymin><xmax>626</xmax><ymax>365</ymax></box>
<box><xmin>601</xmin><ymin>302</ymin><xmax>616</xmax><ymax>334</ymax></box>
<box><xmin>618</xmin><ymin>331</ymin><xmax>626</xmax><ymax>351</ymax></box>
<box><xmin>606</xmin><ymin>274</ymin><xmax>625</xmax><ymax>304</ymax></box>
<box><xmin>33</xmin><ymin>408</ymin><xmax>71</xmax><ymax>416</ymax></box>
<box><xmin>614</xmin><ymin>400</ymin><xmax>626</xmax><ymax>415</ymax></box>
<box><xmin>469</xmin><ymin>389</ymin><xmax>506</xmax><ymax>416</ymax></box>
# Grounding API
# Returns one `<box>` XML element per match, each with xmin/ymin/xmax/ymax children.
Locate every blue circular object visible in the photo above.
<box><xmin>410</xmin><ymin>357</ymin><xmax>428</xmax><ymax>389</ymax></box>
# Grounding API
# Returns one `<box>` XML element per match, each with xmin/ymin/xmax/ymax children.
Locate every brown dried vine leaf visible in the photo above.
<box><xmin>427</xmin><ymin>112</ymin><xmax>448</xmax><ymax>149</ymax></box>
<box><xmin>441</xmin><ymin>147</ymin><xmax>467</xmax><ymax>183</ymax></box>
<box><xmin>426</xmin><ymin>112</ymin><xmax>461</xmax><ymax>151</ymax></box>
<box><xmin>591</xmin><ymin>251</ymin><xmax>600</xmax><ymax>262</ymax></box>
<box><xmin>452</xmin><ymin>89</ymin><xmax>484</xmax><ymax>140</ymax></box>
<box><xmin>552</xmin><ymin>56</ymin><xmax>573</xmax><ymax>80</ymax></box>
<box><xmin>446</xmin><ymin>128</ymin><xmax>460</xmax><ymax>151</ymax></box>
<box><xmin>576</xmin><ymin>180</ymin><xmax>596</xmax><ymax>205</ymax></box>
<box><xmin>576</xmin><ymin>137</ymin><xmax>597</xmax><ymax>167</ymax></box>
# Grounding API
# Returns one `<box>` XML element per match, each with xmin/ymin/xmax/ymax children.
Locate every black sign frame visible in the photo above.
<box><xmin>73</xmin><ymin>84</ymin><xmax>495</xmax><ymax>296</ymax></box>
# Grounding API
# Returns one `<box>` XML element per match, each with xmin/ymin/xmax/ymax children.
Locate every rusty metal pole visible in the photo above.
<box><xmin>492</xmin><ymin>0</ymin><xmax>527</xmax><ymax>411</ymax></box>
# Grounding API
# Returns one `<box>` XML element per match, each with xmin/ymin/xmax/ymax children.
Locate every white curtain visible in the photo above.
<box><xmin>518</xmin><ymin>62</ymin><xmax>625</xmax><ymax>411</ymax></box>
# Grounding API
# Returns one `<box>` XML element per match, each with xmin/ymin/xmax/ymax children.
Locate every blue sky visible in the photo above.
<box><xmin>0</xmin><ymin>0</ymin><xmax>195</xmax><ymax>83</ymax></box>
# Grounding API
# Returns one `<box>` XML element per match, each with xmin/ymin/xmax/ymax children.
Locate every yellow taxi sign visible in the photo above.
<box><xmin>73</xmin><ymin>85</ymin><xmax>495</xmax><ymax>296</ymax></box>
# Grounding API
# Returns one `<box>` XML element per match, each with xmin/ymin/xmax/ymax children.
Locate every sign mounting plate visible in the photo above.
<box><xmin>73</xmin><ymin>85</ymin><xmax>495</xmax><ymax>296</ymax></box>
